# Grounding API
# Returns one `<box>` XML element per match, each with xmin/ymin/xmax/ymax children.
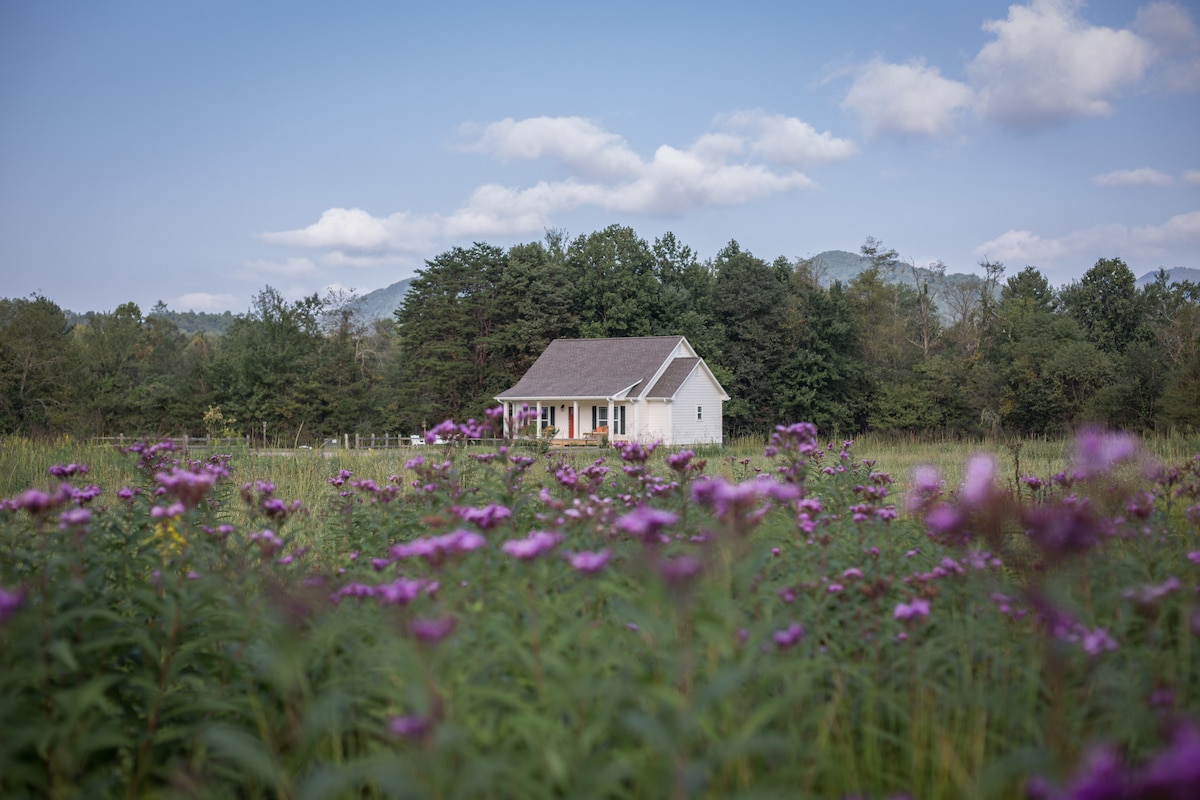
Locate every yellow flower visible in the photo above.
<box><xmin>149</xmin><ymin>517</ymin><xmax>187</xmax><ymax>556</ymax></box>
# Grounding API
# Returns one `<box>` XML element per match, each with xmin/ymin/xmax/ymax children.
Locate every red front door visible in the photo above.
<box><xmin>568</xmin><ymin>408</ymin><xmax>574</xmax><ymax>438</ymax></box>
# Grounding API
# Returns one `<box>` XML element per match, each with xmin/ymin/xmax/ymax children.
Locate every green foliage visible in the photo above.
<box><xmin>3</xmin><ymin>431</ymin><xmax>1200</xmax><ymax>797</ymax></box>
<box><xmin>3</xmin><ymin>226</ymin><xmax>1199</xmax><ymax>442</ymax></box>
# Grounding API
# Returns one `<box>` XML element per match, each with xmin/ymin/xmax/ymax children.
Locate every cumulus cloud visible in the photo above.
<box><xmin>260</xmin><ymin>208</ymin><xmax>440</xmax><ymax>261</ymax></box>
<box><xmin>841</xmin><ymin>58</ymin><xmax>973</xmax><ymax>138</ymax></box>
<box><xmin>970</xmin><ymin>0</ymin><xmax>1153</xmax><ymax>128</ymax></box>
<box><xmin>721</xmin><ymin>110</ymin><xmax>857</xmax><ymax>166</ymax></box>
<box><xmin>976</xmin><ymin>210</ymin><xmax>1200</xmax><ymax>270</ymax></box>
<box><xmin>1134</xmin><ymin>1</ymin><xmax>1200</xmax><ymax>90</ymax></box>
<box><xmin>1093</xmin><ymin>168</ymin><xmax>1174</xmax><ymax>187</ymax></box>
<box><xmin>841</xmin><ymin>1</ymin><xmax>1199</xmax><ymax>137</ymax></box>
<box><xmin>462</xmin><ymin>116</ymin><xmax>643</xmax><ymax>179</ymax></box>
<box><xmin>1184</xmin><ymin>170</ymin><xmax>1200</xmax><ymax>186</ymax></box>
<box><xmin>263</xmin><ymin>114</ymin><xmax>836</xmax><ymax>260</ymax></box>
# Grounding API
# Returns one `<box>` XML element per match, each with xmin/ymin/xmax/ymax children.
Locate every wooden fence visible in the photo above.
<box><xmin>90</xmin><ymin>434</ymin><xmax>506</xmax><ymax>452</ymax></box>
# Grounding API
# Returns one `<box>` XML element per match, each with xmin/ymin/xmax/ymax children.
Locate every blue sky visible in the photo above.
<box><xmin>2</xmin><ymin>0</ymin><xmax>1198</xmax><ymax>314</ymax></box>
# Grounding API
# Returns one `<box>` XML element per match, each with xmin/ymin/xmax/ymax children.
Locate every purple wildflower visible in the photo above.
<box><xmin>376</xmin><ymin>577</ymin><xmax>433</xmax><ymax>606</ymax></box>
<box><xmin>772</xmin><ymin>623</ymin><xmax>805</xmax><ymax>649</ymax></box>
<box><xmin>1072</xmin><ymin>427</ymin><xmax>1140</xmax><ymax>479</ymax></box>
<box><xmin>48</xmin><ymin>463</ymin><xmax>88</xmax><ymax>478</ymax></box>
<box><xmin>501</xmin><ymin>531</ymin><xmax>562</xmax><ymax>560</ymax></box>
<box><xmin>894</xmin><ymin>598</ymin><xmax>931</xmax><ymax>622</ymax></box>
<box><xmin>1080</xmin><ymin>628</ymin><xmax>1118</xmax><ymax>657</ymax></box>
<box><xmin>567</xmin><ymin>549</ymin><xmax>610</xmax><ymax>574</ymax></box>
<box><xmin>657</xmin><ymin>554</ymin><xmax>704</xmax><ymax>584</ymax></box>
<box><xmin>0</xmin><ymin>586</ymin><xmax>23</xmax><ymax>624</ymax></box>
<box><xmin>615</xmin><ymin>506</ymin><xmax>678</xmax><ymax>542</ymax></box>
<box><xmin>389</xmin><ymin>714</ymin><xmax>432</xmax><ymax>739</ymax></box>
<box><xmin>57</xmin><ymin>507</ymin><xmax>91</xmax><ymax>529</ymax></box>
<box><xmin>155</xmin><ymin>467</ymin><xmax>218</xmax><ymax>508</ymax></box>
<box><xmin>454</xmin><ymin>503</ymin><xmax>512</xmax><ymax>530</ymax></box>
<box><xmin>960</xmin><ymin>454</ymin><xmax>997</xmax><ymax>507</ymax></box>
<box><xmin>409</xmin><ymin>615</ymin><xmax>456</xmax><ymax>643</ymax></box>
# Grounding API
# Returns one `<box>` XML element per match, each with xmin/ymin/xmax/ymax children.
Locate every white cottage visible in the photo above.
<box><xmin>495</xmin><ymin>336</ymin><xmax>728</xmax><ymax>446</ymax></box>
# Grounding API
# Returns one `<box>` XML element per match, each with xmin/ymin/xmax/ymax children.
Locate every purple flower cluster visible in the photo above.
<box><xmin>566</xmin><ymin>549</ymin><xmax>610</xmax><ymax>574</ymax></box>
<box><xmin>390</xmin><ymin>530</ymin><xmax>486</xmax><ymax>564</ymax></box>
<box><xmin>1029</xmin><ymin>721</ymin><xmax>1200</xmax><ymax>799</ymax></box>
<box><xmin>155</xmin><ymin>466</ymin><xmax>222</xmax><ymax>509</ymax></box>
<box><xmin>614</xmin><ymin>506</ymin><xmax>678</xmax><ymax>543</ymax></box>
<box><xmin>453</xmin><ymin>503</ymin><xmax>512</xmax><ymax>530</ymax></box>
<box><xmin>331</xmin><ymin>576</ymin><xmax>438</xmax><ymax>606</ymax></box>
<box><xmin>501</xmin><ymin>531</ymin><xmax>562</xmax><ymax>560</ymax></box>
<box><xmin>0</xmin><ymin>586</ymin><xmax>23</xmax><ymax>624</ymax></box>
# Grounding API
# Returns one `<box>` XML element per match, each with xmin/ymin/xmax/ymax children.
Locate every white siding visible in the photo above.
<box><xmin>671</xmin><ymin>370</ymin><xmax>724</xmax><ymax>444</ymax></box>
<box><xmin>640</xmin><ymin>401</ymin><xmax>672</xmax><ymax>443</ymax></box>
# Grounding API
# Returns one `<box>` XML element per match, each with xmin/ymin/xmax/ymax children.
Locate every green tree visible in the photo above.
<box><xmin>209</xmin><ymin>287</ymin><xmax>326</xmax><ymax>443</ymax></box>
<box><xmin>567</xmin><ymin>225</ymin><xmax>662</xmax><ymax>338</ymax></box>
<box><xmin>774</xmin><ymin>263</ymin><xmax>868</xmax><ymax>435</ymax></box>
<box><xmin>394</xmin><ymin>244</ymin><xmax>512</xmax><ymax>431</ymax></box>
<box><xmin>1060</xmin><ymin>257</ymin><xmax>1147</xmax><ymax>354</ymax></box>
<box><xmin>0</xmin><ymin>295</ymin><xmax>79</xmax><ymax>433</ymax></box>
<box><xmin>490</xmin><ymin>236</ymin><xmax>579</xmax><ymax>382</ymax></box>
<box><xmin>710</xmin><ymin>241</ymin><xmax>786</xmax><ymax>436</ymax></box>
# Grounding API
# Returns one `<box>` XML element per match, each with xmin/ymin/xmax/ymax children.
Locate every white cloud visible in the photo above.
<box><xmin>1132</xmin><ymin>209</ymin><xmax>1200</xmax><ymax>246</ymax></box>
<box><xmin>174</xmin><ymin>292</ymin><xmax>242</xmax><ymax>313</ymax></box>
<box><xmin>1183</xmin><ymin>170</ymin><xmax>1200</xmax><ymax>186</ymax></box>
<box><xmin>720</xmin><ymin>110</ymin><xmax>857</xmax><ymax>166</ymax></box>
<box><xmin>1134</xmin><ymin>1</ymin><xmax>1200</xmax><ymax>91</ymax></box>
<box><xmin>1092</xmin><ymin>168</ymin><xmax>1174</xmax><ymax>187</ymax></box>
<box><xmin>842</xmin><ymin>2</ymin><xmax>1199</xmax><ymax>138</ymax></box>
<box><xmin>259</xmin><ymin>208</ymin><xmax>440</xmax><ymax>259</ymax></box>
<box><xmin>976</xmin><ymin>210</ymin><xmax>1200</xmax><ymax>270</ymax></box>
<box><xmin>263</xmin><ymin>115</ymin><xmax>827</xmax><ymax>259</ymax></box>
<box><xmin>970</xmin><ymin>0</ymin><xmax>1153</xmax><ymax>128</ymax></box>
<box><xmin>462</xmin><ymin>116</ymin><xmax>643</xmax><ymax>179</ymax></box>
<box><xmin>841</xmin><ymin>58</ymin><xmax>973</xmax><ymax>138</ymax></box>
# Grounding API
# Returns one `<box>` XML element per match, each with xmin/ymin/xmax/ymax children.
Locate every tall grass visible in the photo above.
<box><xmin>3</xmin><ymin>426</ymin><xmax>1199</xmax><ymax>797</ymax></box>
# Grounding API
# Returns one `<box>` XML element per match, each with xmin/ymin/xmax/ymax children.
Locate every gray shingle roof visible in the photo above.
<box><xmin>496</xmin><ymin>336</ymin><xmax>684</xmax><ymax>399</ymax></box>
<box><xmin>645</xmin><ymin>357</ymin><xmax>700</xmax><ymax>398</ymax></box>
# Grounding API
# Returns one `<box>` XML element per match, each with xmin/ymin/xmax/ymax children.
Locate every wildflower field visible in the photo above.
<box><xmin>2</xmin><ymin>418</ymin><xmax>1199</xmax><ymax>799</ymax></box>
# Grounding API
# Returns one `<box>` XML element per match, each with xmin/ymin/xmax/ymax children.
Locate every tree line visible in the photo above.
<box><xmin>2</xmin><ymin>224</ymin><xmax>1198</xmax><ymax>443</ymax></box>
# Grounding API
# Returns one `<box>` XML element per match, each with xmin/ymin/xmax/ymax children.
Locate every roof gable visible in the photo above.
<box><xmin>645</xmin><ymin>357</ymin><xmax>700</xmax><ymax>398</ymax></box>
<box><xmin>497</xmin><ymin>336</ymin><xmax>686</xmax><ymax>399</ymax></box>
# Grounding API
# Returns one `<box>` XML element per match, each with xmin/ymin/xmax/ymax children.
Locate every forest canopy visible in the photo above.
<box><xmin>3</xmin><ymin>226</ymin><xmax>1198</xmax><ymax>442</ymax></box>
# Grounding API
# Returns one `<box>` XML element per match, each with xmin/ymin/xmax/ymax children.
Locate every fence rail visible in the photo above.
<box><xmin>88</xmin><ymin>434</ymin><xmax>508</xmax><ymax>452</ymax></box>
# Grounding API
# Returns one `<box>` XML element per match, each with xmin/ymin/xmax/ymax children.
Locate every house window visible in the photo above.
<box><xmin>593</xmin><ymin>405</ymin><xmax>608</xmax><ymax>430</ymax></box>
<box><xmin>697</xmin><ymin>405</ymin><xmax>703</xmax><ymax>421</ymax></box>
<box><xmin>541</xmin><ymin>406</ymin><xmax>555</xmax><ymax>428</ymax></box>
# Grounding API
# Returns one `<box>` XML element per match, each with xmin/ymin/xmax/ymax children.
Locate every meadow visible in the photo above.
<box><xmin>1</xmin><ymin>421</ymin><xmax>1199</xmax><ymax>799</ymax></box>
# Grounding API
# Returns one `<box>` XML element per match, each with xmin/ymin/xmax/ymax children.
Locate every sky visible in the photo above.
<box><xmin>1</xmin><ymin>0</ymin><xmax>1198</xmax><ymax>315</ymax></box>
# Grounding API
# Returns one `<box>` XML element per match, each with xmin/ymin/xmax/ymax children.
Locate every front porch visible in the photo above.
<box><xmin>499</xmin><ymin>399</ymin><xmax>625</xmax><ymax>443</ymax></box>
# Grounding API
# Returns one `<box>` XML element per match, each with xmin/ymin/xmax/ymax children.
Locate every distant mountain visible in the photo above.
<box><xmin>809</xmin><ymin>250</ymin><xmax>981</xmax><ymax>291</ymax></box>
<box><xmin>1135</xmin><ymin>267</ymin><xmax>1200</xmax><ymax>287</ymax></box>
<box><xmin>809</xmin><ymin>250</ymin><xmax>875</xmax><ymax>284</ymax></box>
<box><xmin>352</xmin><ymin>278</ymin><xmax>414</xmax><ymax>323</ymax></box>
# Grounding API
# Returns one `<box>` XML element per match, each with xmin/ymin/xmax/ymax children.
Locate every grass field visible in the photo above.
<box><xmin>2</xmin><ymin>427</ymin><xmax>1199</xmax><ymax>797</ymax></box>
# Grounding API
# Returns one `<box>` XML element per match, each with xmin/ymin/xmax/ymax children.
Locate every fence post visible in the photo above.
<box><xmin>344</xmin><ymin>433</ymin><xmax>349</xmax><ymax>450</ymax></box>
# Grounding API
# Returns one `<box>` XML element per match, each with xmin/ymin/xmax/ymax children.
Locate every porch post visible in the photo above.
<box><xmin>536</xmin><ymin>401</ymin><xmax>542</xmax><ymax>439</ymax></box>
<box><xmin>503</xmin><ymin>401</ymin><xmax>511</xmax><ymax>438</ymax></box>
<box><xmin>607</xmin><ymin>399</ymin><xmax>614</xmax><ymax>440</ymax></box>
<box><xmin>573</xmin><ymin>401</ymin><xmax>579</xmax><ymax>439</ymax></box>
